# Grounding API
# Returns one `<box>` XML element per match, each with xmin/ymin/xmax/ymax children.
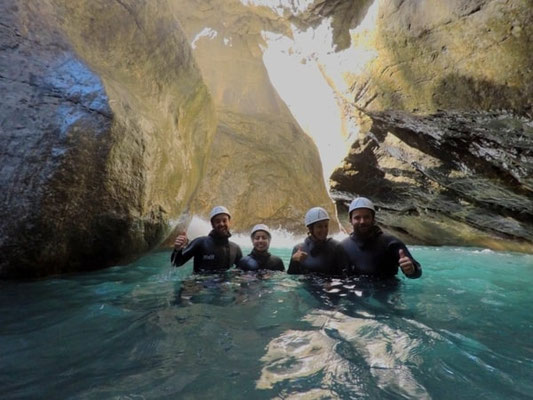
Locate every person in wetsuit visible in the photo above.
<box><xmin>340</xmin><ymin>197</ymin><xmax>422</xmax><ymax>280</ymax></box>
<box><xmin>287</xmin><ymin>207</ymin><xmax>347</xmax><ymax>276</ymax></box>
<box><xmin>171</xmin><ymin>205</ymin><xmax>242</xmax><ymax>273</ymax></box>
<box><xmin>237</xmin><ymin>224</ymin><xmax>285</xmax><ymax>272</ymax></box>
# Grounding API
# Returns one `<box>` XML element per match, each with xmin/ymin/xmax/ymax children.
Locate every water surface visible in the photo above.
<box><xmin>1</xmin><ymin>247</ymin><xmax>532</xmax><ymax>399</ymax></box>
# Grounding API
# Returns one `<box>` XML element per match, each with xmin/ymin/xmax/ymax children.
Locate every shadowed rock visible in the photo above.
<box><xmin>331</xmin><ymin>109</ymin><xmax>533</xmax><ymax>252</ymax></box>
<box><xmin>0</xmin><ymin>0</ymin><xmax>216</xmax><ymax>278</ymax></box>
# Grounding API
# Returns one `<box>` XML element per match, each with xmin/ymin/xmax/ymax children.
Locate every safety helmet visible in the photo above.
<box><xmin>304</xmin><ymin>207</ymin><xmax>330</xmax><ymax>227</ymax></box>
<box><xmin>348</xmin><ymin>197</ymin><xmax>375</xmax><ymax>217</ymax></box>
<box><xmin>250</xmin><ymin>224</ymin><xmax>271</xmax><ymax>238</ymax></box>
<box><xmin>209</xmin><ymin>205</ymin><xmax>231</xmax><ymax>221</ymax></box>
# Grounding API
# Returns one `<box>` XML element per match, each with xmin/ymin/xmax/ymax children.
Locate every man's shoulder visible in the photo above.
<box><xmin>340</xmin><ymin>235</ymin><xmax>357</xmax><ymax>246</ymax></box>
<box><xmin>228</xmin><ymin>240</ymin><xmax>242</xmax><ymax>249</ymax></box>
<box><xmin>379</xmin><ymin>231</ymin><xmax>402</xmax><ymax>244</ymax></box>
<box><xmin>190</xmin><ymin>235</ymin><xmax>210</xmax><ymax>246</ymax></box>
<box><xmin>327</xmin><ymin>237</ymin><xmax>344</xmax><ymax>248</ymax></box>
<box><xmin>269</xmin><ymin>254</ymin><xmax>283</xmax><ymax>262</ymax></box>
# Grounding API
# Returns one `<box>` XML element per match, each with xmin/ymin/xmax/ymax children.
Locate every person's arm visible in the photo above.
<box><xmin>398</xmin><ymin>247</ymin><xmax>422</xmax><ymax>279</ymax></box>
<box><xmin>275</xmin><ymin>257</ymin><xmax>285</xmax><ymax>272</ymax></box>
<box><xmin>334</xmin><ymin>242</ymin><xmax>350</xmax><ymax>277</ymax></box>
<box><xmin>287</xmin><ymin>245</ymin><xmax>306</xmax><ymax>274</ymax></box>
<box><xmin>236</xmin><ymin>257</ymin><xmax>246</xmax><ymax>271</ymax></box>
<box><xmin>235</xmin><ymin>246</ymin><xmax>243</xmax><ymax>266</ymax></box>
<box><xmin>171</xmin><ymin>237</ymin><xmax>198</xmax><ymax>267</ymax></box>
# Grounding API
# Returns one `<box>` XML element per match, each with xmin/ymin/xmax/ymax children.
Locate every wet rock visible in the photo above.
<box><xmin>0</xmin><ymin>0</ymin><xmax>215</xmax><ymax>278</ymax></box>
<box><xmin>172</xmin><ymin>0</ymin><xmax>337</xmax><ymax>232</ymax></box>
<box><xmin>331</xmin><ymin>110</ymin><xmax>533</xmax><ymax>252</ymax></box>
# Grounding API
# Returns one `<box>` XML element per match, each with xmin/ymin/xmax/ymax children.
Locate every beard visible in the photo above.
<box><xmin>212</xmin><ymin>226</ymin><xmax>230</xmax><ymax>238</ymax></box>
<box><xmin>354</xmin><ymin>223</ymin><xmax>373</xmax><ymax>238</ymax></box>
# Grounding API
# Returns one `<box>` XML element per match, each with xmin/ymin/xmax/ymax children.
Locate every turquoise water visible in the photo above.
<box><xmin>1</xmin><ymin>246</ymin><xmax>532</xmax><ymax>399</ymax></box>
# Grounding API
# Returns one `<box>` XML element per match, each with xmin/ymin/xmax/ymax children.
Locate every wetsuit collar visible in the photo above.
<box><xmin>251</xmin><ymin>249</ymin><xmax>271</xmax><ymax>259</ymax></box>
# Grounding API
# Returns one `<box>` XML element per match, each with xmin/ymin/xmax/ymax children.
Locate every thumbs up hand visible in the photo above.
<box><xmin>399</xmin><ymin>248</ymin><xmax>415</xmax><ymax>275</ymax></box>
<box><xmin>292</xmin><ymin>245</ymin><xmax>308</xmax><ymax>263</ymax></box>
<box><xmin>174</xmin><ymin>231</ymin><xmax>189</xmax><ymax>251</ymax></box>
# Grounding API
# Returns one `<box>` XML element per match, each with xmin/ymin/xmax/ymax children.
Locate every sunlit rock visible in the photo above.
<box><xmin>0</xmin><ymin>0</ymin><xmax>215</xmax><ymax>278</ymax></box>
<box><xmin>331</xmin><ymin>110</ymin><xmax>533</xmax><ymax>252</ymax></box>
<box><xmin>321</xmin><ymin>0</ymin><xmax>533</xmax><ymax>252</ymax></box>
<box><xmin>171</xmin><ymin>0</ymin><xmax>337</xmax><ymax>232</ymax></box>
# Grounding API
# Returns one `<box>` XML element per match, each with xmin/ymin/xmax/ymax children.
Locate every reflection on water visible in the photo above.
<box><xmin>1</xmin><ymin>247</ymin><xmax>533</xmax><ymax>399</ymax></box>
<box><xmin>256</xmin><ymin>277</ymin><xmax>430</xmax><ymax>399</ymax></box>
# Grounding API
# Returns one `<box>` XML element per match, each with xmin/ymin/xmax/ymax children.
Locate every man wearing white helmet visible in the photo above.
<box><xmin>237</xmin><ymin>224</ymin><xmax>284</xmax><ymax>271</ymax></box>
<box><xmin>340</xmin><ymin>197</ymin><xmax>422</xmax><ymax>280</ymax></box>
<box><xmin>287</xmin><ymin>207</ymin><xmax>347</xmax><ymax>275</ymax></box>
<box><xmin>171</xmin><ymin>206</ymin><xmax>242</xmax><ymax>272</ymax></box>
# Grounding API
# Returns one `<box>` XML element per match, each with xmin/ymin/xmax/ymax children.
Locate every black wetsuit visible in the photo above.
<box><xmin>340</xmin><ymin>226</ymin><xmax>422</xmax><ymax>280</ymax></box>
<box><xmin>171</xmin><ymin>230</ymin><xmax>242</xmax><ymax>273</ymax></box>
<box><xmin>237</xmin><ymin>249</ymin><xmax>285</xmax><ymax>272</ymax></box>
<box><xmin>287</xmin><ymin>236</ymin><xmax>347</xmax><ymax>276</ymax></box>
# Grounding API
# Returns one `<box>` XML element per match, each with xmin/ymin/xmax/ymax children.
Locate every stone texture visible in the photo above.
<box><xmin>323</xmin><ymin>0</ymin><xmax>533</xmax><ymax>252</ymax></box>
<box><xmin>331</xmin><ymin>110</ymin><xmax>533</xmax><ymax>252</ymax></box>
<box><xmin>2</xmin><ymin>0</ymin><xmax>533</xmax><ymax>280</ymax></box>
<box><xmin>0</xmin><ymin>0</ymin><xmax>216</xmax><ymax>278</ymax></box>
<box><xmin>171</xmin><ymin>0</ymin><xmax>338</xmax><ymax>232</ymax></box>
<box><xmin>350</xmin><ymin>0</ymin><xmax>532</xmax><ymax>116</ymax></box>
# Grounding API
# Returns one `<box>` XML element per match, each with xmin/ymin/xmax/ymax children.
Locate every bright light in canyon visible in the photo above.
<box><xmin>250</xmin><ymin>1</ymin><xmax>379</xmax><ymax>188</ymax></box>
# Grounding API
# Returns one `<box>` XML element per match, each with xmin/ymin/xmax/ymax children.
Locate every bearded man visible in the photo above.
<box><xmin>171</xmin><ymin>206</ymin><xmax>242</xmax><ymax>273</ymax></box>
<box><xmin>341</xmin><ymin>198</ymin><xmax>422</xmax><ymax>280</ymax></box>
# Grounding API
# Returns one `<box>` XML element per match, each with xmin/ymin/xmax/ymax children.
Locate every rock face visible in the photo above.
<box><xmin>331</xmin><ymin>110</ymin><xmax>533</xmax><ymax>252</ymax></box>
<box><xmin>171</xmin><ymin>0</ymin><xmax>337</xmax><ymax>232</ymax></box>
<box><xmin>351</xmin><ymin>0</ymin><xmax>532</xmax><ymax>116</ymax></box>
<box><xmin>327</xmin><ymin>0</ymin><xmax>533</xmax><ymax>251</ymax></box>
<box><xmin>0</xmin><ymin>0</ymin><xmax>215</xmax><ymax>278</ymax></box>
<box><xmin>2</xmin><ymin>0</ymin><xmax>532</xmax><ymax>279</ymax></box>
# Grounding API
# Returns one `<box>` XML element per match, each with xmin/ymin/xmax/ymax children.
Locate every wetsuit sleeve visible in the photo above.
<box><xmin>273</xmin><ymin>257</ymin><xmax>285</xmax><ymax>271</ymax></box>
<box><xmin>236</xmin><ymin>256</ymin><xmax>248</xmax><ymax>270</ymax></box>
<box><xmin>405</xmin><ymin>250</ymin><xmax>422</xmax><ymax>279</ymax></box>
<box><xmin>276</xmin><ymin>258</ymin><xmax>285</xmax><ymax>271</ymax></box>
<box><xmin>334</xmin><ymin>242</ymin><xmax>350</xmax><ymax>277</ymax></box>
<box><xmin>287</xmin><ymin>245</ymin><xmax>303</xmax><ymax>275</ymax></box>
<box><xmin>235</xmin><ymin>246</ymin><xmax>243</xmax><ymax>265</ymax></box>
<box><xmin>171</xmin><ymin>238</ymin><xmax>199</xmax><ymax>267</ymax></box>
<box><xmin>389</xmin><ymin>241</ymin><xmax>422</xmax><ymax>279</ymax></box>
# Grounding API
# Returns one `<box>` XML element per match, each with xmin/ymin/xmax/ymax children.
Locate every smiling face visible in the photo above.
<box><xmin>309</xmin><ymin>220</ymin><xmax>329</xmax><ymax>242</ymax></box>
<box><xmin>350</xmin><ymin>208</ymin><xmax>375</xmax><ymax>236</ymax></box>
<box><xmin>252</xmin><ymin>230</ymin><xmax>270</xmax><ymax>252</ymax></box>
<box><xmin>211</xmin><ymin>213</ymin><xmax>231</xmax><ymax>236</ymax></box>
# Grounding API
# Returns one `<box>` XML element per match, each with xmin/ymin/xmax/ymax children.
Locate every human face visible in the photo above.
<box><xmin>252</xmin><ymin>231</ymin><xmax>270</xmax><ymax>252</ymax></box>
<box><xmin>350</xmin><ymin>208</ymin><xmax>374</xmax><ymax>235</ymax></box>
<box><xmin>309</xmin><ymin>220</ymin><xmax>329</xmax><ymax>242</ymax></box>
<box><xmin>211</xmin><ymin>214</ymin><xmax>231</xmax><ymax>236</ymax></box>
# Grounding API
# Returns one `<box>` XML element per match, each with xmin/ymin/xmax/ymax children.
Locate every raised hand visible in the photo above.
<box><xmin>174</xmin><ymin>231</ymin><xmax>189</xmax><ymax>251</ymax></box>
<box><xmin>398</xmin><ymin>248</ymin><xmax>415</xmax><ymax>275</ymax></box>
<box><xmin>292</xmin><ymin>245</ymin><xmax>308</xmax><ymax>263</ymax></box>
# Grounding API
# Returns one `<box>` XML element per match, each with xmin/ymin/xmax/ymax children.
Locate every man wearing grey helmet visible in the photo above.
<box><xmin>341</xmin><ymin>197</ymin><xmax>422</xmax><ymax>280</ymax></box>
<box><xmin>237</xmin><ymin>224</ymin><xmax>284</xmax><ymax>271</ymax></box>
<box><xmin>171</xmin><ymin>206</ymin><xmax>242</xmax><ymax>273</ymax></box>
<box><xmin>287</xmin><ymin>207</ymin><xmax>347</xmax><ymax>276</ymax></box>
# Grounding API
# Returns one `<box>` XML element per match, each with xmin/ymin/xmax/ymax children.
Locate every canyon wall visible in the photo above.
<box><xmin>0</xmin><ymin>0</ymin><xmax>216</xmax><ymax>277</ymax></box>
